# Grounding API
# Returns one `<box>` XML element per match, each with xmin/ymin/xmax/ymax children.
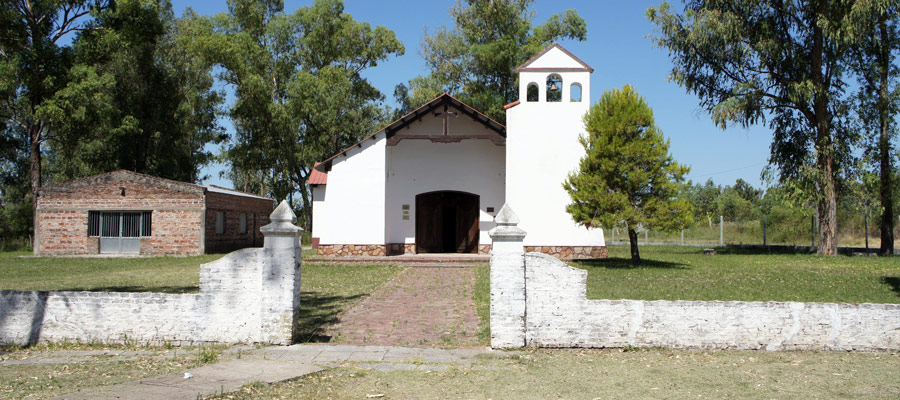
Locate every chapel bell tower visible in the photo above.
<box><xmin>503</xmin><ymin>43</ymin><xmax>606</xmax><ymax>251</ymax></box>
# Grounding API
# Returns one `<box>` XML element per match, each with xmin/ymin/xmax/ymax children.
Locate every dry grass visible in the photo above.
<box><xmin>0</xmin><ymin>345</ymin><xmax>225</xmax><ymax>399</ymax></box>
<box><xmin>209</xmin><ymin>348</ymin><xmax>900</xmax><ymax>400</ymax></box>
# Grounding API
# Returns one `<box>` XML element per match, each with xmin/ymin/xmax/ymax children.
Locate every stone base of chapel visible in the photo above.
<box><xmin>525</xmin><ymin>245</ymin><xmax>608</xmax><ymax>259</ymax></box>
<box><xmin>315</xmin><ymin>243</ymin><xmax>607</xmax><ymax>259</ymax></box>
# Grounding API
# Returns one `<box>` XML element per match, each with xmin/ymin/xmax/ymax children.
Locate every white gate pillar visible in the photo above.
<box><xmin>488</xmin><ymin>204</ymin><xmax>527</xmax><ymax>348</ymax></box>
<box><xmin>259</xmin><ymin>200</ymin><xmax>303</xmax><ymax>344</ymax></box>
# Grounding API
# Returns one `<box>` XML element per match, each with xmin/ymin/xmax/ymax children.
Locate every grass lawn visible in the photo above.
<box><xmin>0</xmin><ymin>251</ymin><xmax>224</xmax><ymax>293</ymax></box>
<box><xmin>573</xmin><ymin>245</ymin><xmax>900</xmax><ymax>303</ymax></box>
<box><xmin>211</xmin><ymin>348</ymin><xmax>900</xmax><ymax>400</ymax></box>
<box><xmin>473</xmin><ymin>264</ymin><xmax>490</xmax><ymax>344</ymax></box>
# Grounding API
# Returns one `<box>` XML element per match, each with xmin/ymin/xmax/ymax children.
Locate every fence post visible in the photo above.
<box><xmin>811</xmin><ymin>214</ymin><xmax>815</xmax><ymax>248</ymax></box>
<box><xmin>681</xmin><ymin>228</ymin><xmax>684</xmax><ymax>246</ymax></box>
<box><xmin>611</xmin><ymin>228</ymin><xmax>615</xmax><ymax>243</ymax></box>
<box><xmin>719</xmin><ymin>215</ymin><xmax>724</xmax><ymax>245</ymax></box>
<box><xmin>865</xmin><ymin>213</ymin><xmax>869</xmax><ymax>252</ymax></box>
<box><xmin>259</xmin><ymin>200</ymin><xmax>303</xmax><ymax>345</ymax></box>
<box><xmin>762</xmin><ymin>215</ymin><xmax>767</xmax><ymax>246</ymax></box>
<box><xmin>644</xmin><ymin>229</ymin><xmax>648</xmax><ymax>244</ymax></box>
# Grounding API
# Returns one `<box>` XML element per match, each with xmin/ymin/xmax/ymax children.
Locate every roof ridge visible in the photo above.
<box><xmin>514</xmin><ymin>42</ymin><xmax>594</xmax><ymax>73</ymax></box>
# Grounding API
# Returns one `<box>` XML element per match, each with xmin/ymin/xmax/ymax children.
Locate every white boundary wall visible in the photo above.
<box><xmin>490</xmin><ymin>205</ymin><xmax>900</xmax><ymax>351</ymax></box>
<box><xmin>0</xmin><ymin>201</ymin><xmax>302</xmax><ymax>346</ymax></box>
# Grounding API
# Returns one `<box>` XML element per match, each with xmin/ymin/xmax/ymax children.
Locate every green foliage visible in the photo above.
<box><xmin>846</xmin><ymin>2</ymin><xmax>900</xmax><ymax>254</ymax></box>
<box><xmin>395</xmin><ymin>0</ymin><xmax>586</xmax><ymax>122</ymax></box>
<box><xmin>0</xmin><ymin>0</ymin><xmax>226</xmax><ymax>244</ymax></box>
<box><xmin>647</xmin><ymin>1</ymin><xmax>869</xmax><ymax>255</ymax></box>
<box><xmin>0</xmin><ymin>0</ymin><xmax>113</xmax><ymax>243</ymax></box>
<box><xmin>189</xmin><ymin>0</ymin><xmax>403</xmax><ymax>228</ymax></box>
<box><xmin>564</xmin><ymin>85</ymin><xmax>692</xmax><ymax>264</ymax></box>
<box><xmin>44</xmin><ymin>0</ymin><xmax>225</xmax><ymax>183</ymax></box>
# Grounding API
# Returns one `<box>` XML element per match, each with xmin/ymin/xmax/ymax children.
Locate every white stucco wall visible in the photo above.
<box><xmin>312</xmin><ymin>133</ymin><xmax>386</xmax><ymax>245</ymax></box>
<box><xmin>386</xmin><ymin>137</ymin><xmax>505</xmax><ymax>245</ymax></box>
<box><xmin>507</xmin><ymin>67</ymin><xmax>605</xmax><ymax>246</ymax></box>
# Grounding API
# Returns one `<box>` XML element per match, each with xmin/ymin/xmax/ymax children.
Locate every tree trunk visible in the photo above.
<box><xmin>29</xmin><ymin>124</ymin><xmax>42</xmax><ymax>250</ymax></box>
<box><xmin>810</xmin><ymin>7</ymin><xmax>837</xmax><ymax>256</ymax></box>
<box><xmin>628</xmin><ymin>228</ymin><xmax>641</xmax><ymax>266</ymax></box>
<box><xmin>814</xmin><ymin>124</ymin><xmax>838</xmax><ymax>256</ymax></box>
<box><xmin>877</xmin><ymin>21</ymin><xmax>895</xmax><ymax>257</ymax></box>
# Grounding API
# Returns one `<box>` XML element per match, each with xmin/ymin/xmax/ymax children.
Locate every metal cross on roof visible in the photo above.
<box><xmin>433</xmin><ymin>104</ymin><xmax>458</xmax><ymax>136</ymax></box>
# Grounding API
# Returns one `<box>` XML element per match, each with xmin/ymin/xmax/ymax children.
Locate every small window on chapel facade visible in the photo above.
<box><xmin>546</xmin><ymin>74</ymin><xmax>562</xmax><ymax>102</ymax></box>
<box><xmin>570</xmin><ymin>83</ymin><xmax>582</xmax><ymax>102</ymax></box>
<box><xmin>526</xmin><ymin>83</ymin><xmax>539</xmax><ymax>102</ymax></box>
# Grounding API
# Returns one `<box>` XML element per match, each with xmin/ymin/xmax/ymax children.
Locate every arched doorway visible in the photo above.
<box><xmin>415</xmin><ymin>191</ymin><xmax>479</xmax><ymax>253</ymax></box>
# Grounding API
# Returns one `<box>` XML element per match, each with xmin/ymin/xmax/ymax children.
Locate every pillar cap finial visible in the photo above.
<box><xmin>261</xmin><ymin>200</ymin><xmax>303</xmax><ymax>238</ymax></box>
<box><xmin>489</xmin><ymin>203</ymin><xmax>526</xmax><ymax>240</ymax></box>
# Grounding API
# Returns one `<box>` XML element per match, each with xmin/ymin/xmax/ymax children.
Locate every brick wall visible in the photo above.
<box><xmin>36</xmin><ymin>177</ymin><xmax>204</xmax><ymax>256</ymax></box>
<box><xmin>204</xmin><ymin>192</ymin><xmax>274</xmax><ymax>253</ymax></box>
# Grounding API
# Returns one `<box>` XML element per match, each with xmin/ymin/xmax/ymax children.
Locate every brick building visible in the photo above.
<box><xmin>35</xmin><ymin>170</ymin><xmax>275</xmax><ymax>256</ymax></box>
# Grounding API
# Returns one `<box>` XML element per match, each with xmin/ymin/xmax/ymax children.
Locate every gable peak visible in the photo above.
<box><xmin>515</xmin><ymin>43</ymin><xmax>593</xmax><ymax>73</ymax></box>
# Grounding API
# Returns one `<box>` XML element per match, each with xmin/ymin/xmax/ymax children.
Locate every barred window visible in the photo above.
<box><xmin>88</xmin><ymin>211</ymin><xmax>101</xmax><ymax>236</ymax></box>
<box><xmin>141</xmin><ymin>211</ymin><xmax>152</xmax><ymax>236</ymax></box>
<box><xmin>89</xmin><ymin>211</ymin><xmax>151</xmax><ymax>237</ymax></box>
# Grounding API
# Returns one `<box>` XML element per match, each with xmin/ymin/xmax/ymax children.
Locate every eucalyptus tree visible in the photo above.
<box><xmin>648</xmin><ymin>1</ymin><xmax>864</xmax><ymax>255</ymax></box>
<box><xmin>847</xmin><ymin>1</ymin><xmax>899</xmax><ymax>256</ymax></box>
<box><xmin>44</xmin><ymin>0</ymin><xmax>224</xmax><ymax>183</ymax></box>
<box><xmin>0</xmin><ymin>0</ymin><xmax>111</xmax><ymax>220</ymax></box>
<box><xmin>190</xmin><ymin>0</ymin><xmax>403</xmax><ymax>228</ymax></box>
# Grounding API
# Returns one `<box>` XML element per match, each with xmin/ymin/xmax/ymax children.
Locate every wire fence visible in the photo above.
<box><xmin>607</xmin><ymin>214</ymin><xmax>900</xmax><ymax>252</ymax></box>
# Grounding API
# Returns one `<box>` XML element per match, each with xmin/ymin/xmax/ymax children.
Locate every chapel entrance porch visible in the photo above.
<box><xmin>415</xmin><ymin>191</ymin><xmax>479</xmax><ymax>254</ymax></box>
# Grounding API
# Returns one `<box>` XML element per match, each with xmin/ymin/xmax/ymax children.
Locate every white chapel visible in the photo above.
<box><xmin>310</xmin><ymin>43</ymin><xmax>606</xmax><ymax>258</ymax></box>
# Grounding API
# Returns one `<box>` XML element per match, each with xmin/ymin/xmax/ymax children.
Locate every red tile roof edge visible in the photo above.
<box><xmin>503</xmin><ymin>100</ymin><xmax>521</xmax><ymax>110</ymax></box>
<box><xmin>309</xmin><ymin>163</ymin><xmax>328</xmax><ymax>185</ymax></box>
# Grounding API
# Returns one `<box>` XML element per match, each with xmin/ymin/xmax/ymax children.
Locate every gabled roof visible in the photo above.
<box><xmin>311</xmin><ymin>93</ymin><xmax>506</xmax><ymax>185</ymax></box>
<box><xmin>515</xmin><ymin>42</ymin><xmax>594</xmax><ymax>73</ymax></box>
<box><xmin>38</xmin><ymin>170</ymin><xmax>204</xmax><ymax>195</ymax></box>
<box><xmin>38</xmin><ymin>169</ymin><xmax>273</xmax><ymax>201</ymax></box>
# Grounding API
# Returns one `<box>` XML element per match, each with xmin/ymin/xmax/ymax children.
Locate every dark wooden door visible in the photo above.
<box><xmin>415</xmin><ymin>191</ymin><xmax>479</xmax><ymax>253</ymax></box>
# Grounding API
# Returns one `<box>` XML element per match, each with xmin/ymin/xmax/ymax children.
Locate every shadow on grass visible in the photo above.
<box><xmin>294</xmin><ymin>291</ymin><xmax>366</xmax><ymax>343</ymax></box>
<box><xmin>573</xmin><ymin>257</ymin><xmax>687</xmax><ymax>270</ymax></box>
<box><xmin>882</xmin><ymin>277</ymin><xmax>900</xmax><ymax>298</ymax></box>
<box><xmin>715</xmin><ymin>246</ymin><xmax>819</xmax><ymax>256</ymax></box>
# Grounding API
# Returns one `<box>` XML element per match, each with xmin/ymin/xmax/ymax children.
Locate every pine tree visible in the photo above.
<box><xmin>564</xmin><ymin>85</ymin><xmax>692</xmax><ymax>265</ymax></box>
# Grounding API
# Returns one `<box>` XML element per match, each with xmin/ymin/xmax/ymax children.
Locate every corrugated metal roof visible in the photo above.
<box><xmin>203</xmin><ymin>185</ymin><xmax>273</xmax><ymax>201</ymax></box>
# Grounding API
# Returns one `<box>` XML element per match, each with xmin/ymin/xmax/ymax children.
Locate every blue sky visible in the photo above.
<box><xmin>173</xmin><ymin>0</ymin><xmax>773</xmax><ymax>189</ymax></box>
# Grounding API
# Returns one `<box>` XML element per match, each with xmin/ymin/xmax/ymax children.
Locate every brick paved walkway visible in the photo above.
<box><xmin>322</xmin><ymin>267</ymin><xmax>482</xmax><ymax>348</ymax></box>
